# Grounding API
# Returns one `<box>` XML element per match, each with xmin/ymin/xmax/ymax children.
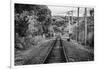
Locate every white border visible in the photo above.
<box><xmin>10</xmin><ymin>0</ymin><xmax>96</xmax><ymax>69</ymax></box>
<box><xmin>10</xmin><ymin>0</ymin><xmax>14</xmax><ymax>68</ymax></box>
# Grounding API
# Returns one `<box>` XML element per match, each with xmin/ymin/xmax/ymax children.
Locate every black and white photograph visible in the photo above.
<box><xmin>14</xmin><ymin>3</ymin><xmax>94</xmax><ymax>66</ymax></box>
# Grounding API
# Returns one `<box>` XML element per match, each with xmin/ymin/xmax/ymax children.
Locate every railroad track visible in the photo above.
<box><xmin>23</xmin><ymin>37</ymin><xmax>69</xmax><ymax>65</ymax></box>
<box><xmin>42</xmin><ymin>37</ymin><xmax>69</xmax><ymax>64</ymax></box>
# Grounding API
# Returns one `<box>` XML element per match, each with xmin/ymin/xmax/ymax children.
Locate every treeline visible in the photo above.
<box><xmin>15</xmin><ymin>3</ymin><xmax>51</xmax><ymax>37</ymax></box>
<box><xmin>15</xmin><ymin>3</ymin><xmax>52</xmax><ymax>50</ymax></box>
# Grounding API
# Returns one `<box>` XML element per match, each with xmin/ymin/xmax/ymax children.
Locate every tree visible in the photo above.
<box><xmin>15</xmin><ymin>3</ymin><xmax>51</xmax><ymax>38</ymax></box>
<box><xmin>15</xmin><ymin>15</ymin><xmax>29</xmax><ymax>37</ymax></box>
<box><xmin>89</xmin><ymin>9</ymin><xmax>94</xmax><ymax>17</ymax></box>
<box><xmin>36</xmin><ymin>8</ymin><xmax>51</xmax><ymax>37</ymax></box>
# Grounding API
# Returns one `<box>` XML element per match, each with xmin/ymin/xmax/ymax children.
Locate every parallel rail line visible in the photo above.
<box><xmin>23</xmin><ymin>37</ymin><xmax>69</xmax><ymax>65</ymax></box>
<box><xmin>42</xmin><ymin>37</ymin><xmax>69</xmax><ymax>64</ymax></box>
<box><xmin>60</xmin><ymin>38</ymin><xmax>69</xmax><ymax>62</ymax></box>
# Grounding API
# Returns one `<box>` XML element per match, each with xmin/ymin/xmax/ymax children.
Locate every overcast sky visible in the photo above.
<box><xmin>48</xmin><ymin>5</ymin><xmax>91</xmax><ymax>17</ymax></box>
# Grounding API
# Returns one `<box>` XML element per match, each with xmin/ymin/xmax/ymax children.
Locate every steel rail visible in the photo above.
<box><xmin>60</xmin><ymin>38</ymin><xmax>69</xmax><ymax>62</ymax></box>
<box><xmin>42</xmin><ymin>38</ymin><xmax>57</xmax><ymax>63</ymax></box>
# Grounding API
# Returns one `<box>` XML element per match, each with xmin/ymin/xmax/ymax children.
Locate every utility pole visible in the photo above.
<box><xmin>68</xmin><ymin>12</ymin><xmax>71</xmax><ymax>36</ymax></box>
<box><xmin>70</xmin><ymin>10</ymin><xmax>73</xmax><ymax>38</ymax></box>
<box><xmin>84</xmin><ymin>8</ymin><xmax>87</xmax><ymax>46</ymax></box>
<box><xmin>77</xmin><ymin>7</ymin><xmax>79</xmax><ymax>42</ymax></box>
<box><xmin>71</xmin><ymin>10</ymin><xmax>73</xmax><ymax>26</ymax></box>
<box><xmin>66</xmin><ymin>11</ymin><xmax>70</xmax><ymax>38</ymax></box>
<box><xmin>68</xmin><ymin>11</ymin><xmax>72</xmax><ymax>38</ymax></box>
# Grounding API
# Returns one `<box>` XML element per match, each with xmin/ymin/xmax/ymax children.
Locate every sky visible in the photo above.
<box><xmin>47</xmin><ymin>5</ymin><xmax>92</xmax><ymax>17</ymax></box>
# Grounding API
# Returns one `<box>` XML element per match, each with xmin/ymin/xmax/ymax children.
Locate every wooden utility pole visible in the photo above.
<box><xmin>84</xmin><ymin>8</ymin><xmax>87</xmax><ymax>46</ymax></box>
<box><xmin>70</xmin><ymin>10</ymin><xmax>73</xmax><ymax>38</ymax></box>
<box><xmin>68</xmin><ymin>12</ymin><xmax>70</xmax><ymax>38</ymax></box>
<box><xmin>68</xmin><ymin>11</ymin><xmax>73</xmax><ymax>38</ymax></box>
<box><xmin>77</xmin><ymin>7</ymin><xmax>79</xmax><ymax>41</ymax></box>
<box><xmin>71</xmin><ymin>10</ymin><xmax>73</xmax><ymax>25</ymax></box>
<box><xmin>66</xmin><ymin>11</ymin><xmax>70</xmax><ymax>38</ymax></box>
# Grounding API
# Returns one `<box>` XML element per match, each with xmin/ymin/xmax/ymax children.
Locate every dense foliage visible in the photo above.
<box><xmin>15</xmin><ymin>3</ymin><xmax>51</xmax><ymax>50</ymax></box>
